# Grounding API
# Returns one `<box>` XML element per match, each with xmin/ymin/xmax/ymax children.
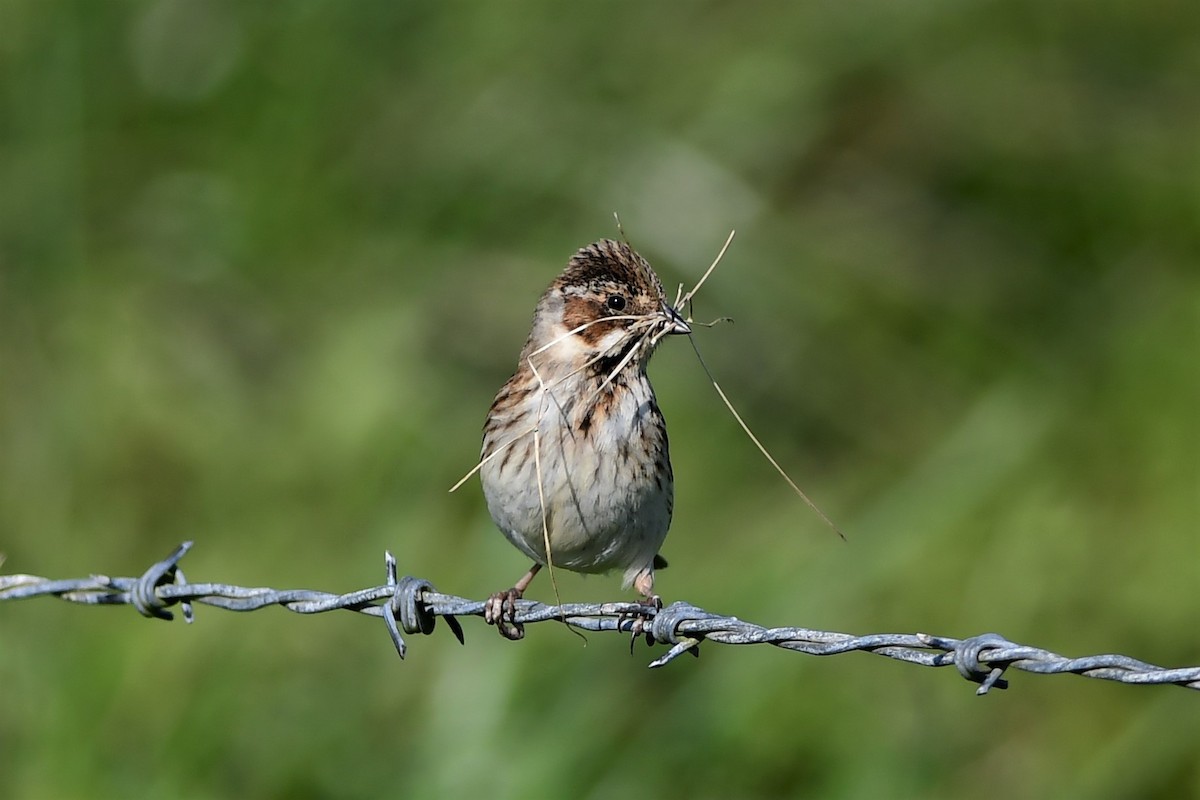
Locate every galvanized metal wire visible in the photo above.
<box><xmin>2</xmin><ymin>541</ymin><xmax>1197</xmax><ymax>695</ymax></box>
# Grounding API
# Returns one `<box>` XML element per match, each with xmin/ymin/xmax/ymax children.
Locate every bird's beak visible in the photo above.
<box><xmin>662</xmin><ymin>303</ymin><xmax>691</xmax><ymax>335</ymax></box>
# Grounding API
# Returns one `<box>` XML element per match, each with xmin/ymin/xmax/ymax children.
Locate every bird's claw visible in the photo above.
<box><xmin>485</xmin><ymin>587</ymin><xmax>525</xmax><ymax>640</ymax></box>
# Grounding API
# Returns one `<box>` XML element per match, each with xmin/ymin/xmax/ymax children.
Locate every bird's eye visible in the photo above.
<box><xmin>606</xmin><ymin>295</ymin><xmax>627</xmax><ymax>312</ymax></box>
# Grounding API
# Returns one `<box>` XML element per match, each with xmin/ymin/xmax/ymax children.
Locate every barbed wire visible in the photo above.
<box><xmin>2</xmin><ymin>541</ymin><xmax>1197</xmax><ymax>695</ymax></box>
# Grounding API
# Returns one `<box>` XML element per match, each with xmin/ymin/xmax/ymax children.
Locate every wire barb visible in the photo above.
<box><xmin>2</xmin><ymin>544</ymin><xmax>1197</xmax><ymax>695</ymax></box>
<box><xmin>120</xmin><ymin>540</ymin><xmax>197</xmax><ymax>622</ymax></box>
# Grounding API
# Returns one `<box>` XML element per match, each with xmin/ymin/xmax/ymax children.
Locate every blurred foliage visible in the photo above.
<box><xmin>2</xmin><ymin>1</ymin><xmax>1198</xmax><ymax>798</ymax></box>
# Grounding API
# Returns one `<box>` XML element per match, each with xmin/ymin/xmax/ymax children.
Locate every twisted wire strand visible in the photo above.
<box><xmin>2</xmin><ymin>542</ymin><xmax>1197</xmax><ymax>695</ymax></box>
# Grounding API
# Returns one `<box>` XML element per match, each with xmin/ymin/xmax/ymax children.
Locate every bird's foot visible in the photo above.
<box><xmin>484</xmin><ymin>587</ymin><xmax>526</xmax><ymax>640</ymax></box>
<box><xmin>620</xmin><ymin>595</ymin><xmax>663</xmax><ymax>653</ymax></box>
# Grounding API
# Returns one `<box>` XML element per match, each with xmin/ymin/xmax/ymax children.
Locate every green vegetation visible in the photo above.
<box><xmin>2</xmin><ymin>2</ymin><xmax>1196</xmax><ymax>797</ymax></box>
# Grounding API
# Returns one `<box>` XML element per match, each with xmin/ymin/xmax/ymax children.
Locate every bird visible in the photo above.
<box><xmin>478</xmin><ymin>239</ymin><xmax>690</xmax><ymax>639</ymax></box>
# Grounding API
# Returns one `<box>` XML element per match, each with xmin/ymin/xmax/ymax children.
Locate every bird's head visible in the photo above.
<box><xmin>523</xmin><ymin>240</ymin><xmax>691</xmax><ymax>379</ymax></box>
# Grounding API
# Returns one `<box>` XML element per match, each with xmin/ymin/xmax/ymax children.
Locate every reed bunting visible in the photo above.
<box><xmin>478</xmin><ymin>239</ymin><xmax>690</xmax><ymax>639</ymax></box>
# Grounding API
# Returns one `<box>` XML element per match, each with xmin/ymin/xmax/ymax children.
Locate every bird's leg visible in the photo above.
<box><xmin>621</xmin><ymin>567</ymin><xmax>663</xmax><ymax>651</ymax></box>
<box><xmin>633</xmin><ymin>569</ymin><xmax>663</xmax><ymax>612</ymax></box>
<box><xmin>485</xmin><ymin>563</ymin><xmax>541</xmax><ymax>640</ymax></box>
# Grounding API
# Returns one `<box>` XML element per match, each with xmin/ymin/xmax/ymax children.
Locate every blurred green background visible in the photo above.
<box><xmin>2</xmin><ymin>2</ymin><xmax>1197</xmax><ymax>798</ymax></box>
